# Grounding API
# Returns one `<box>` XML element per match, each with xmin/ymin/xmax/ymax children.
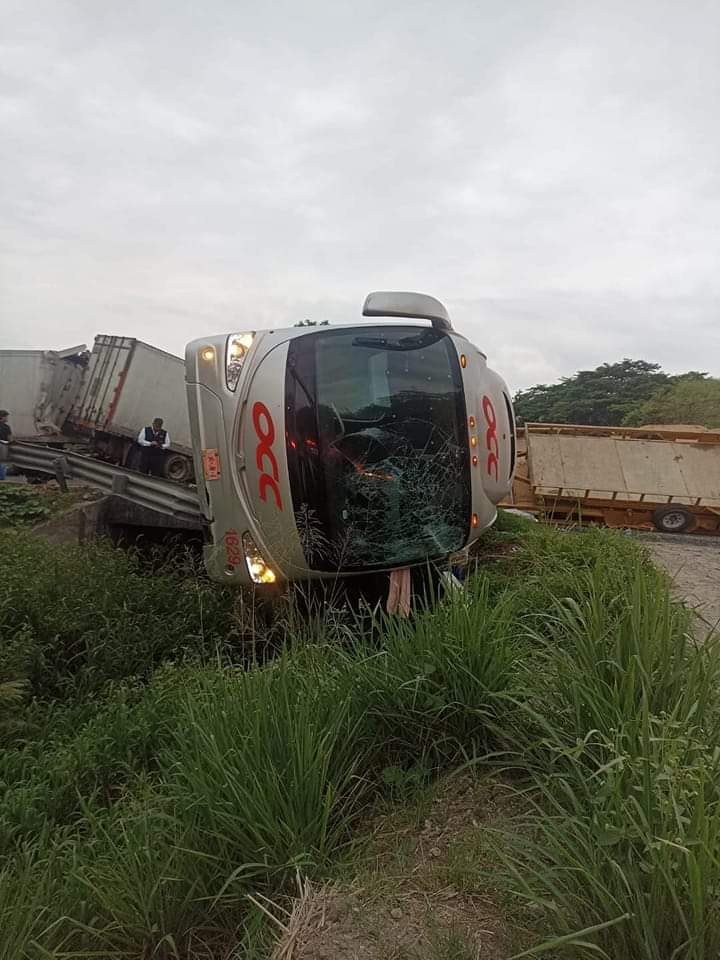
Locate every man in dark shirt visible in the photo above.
<box><xmin>0</xmin><ymin>410</ymin><xmax>11</xmax><ymax>480</ymax></box>
<box><xmin>136</xmin><ymin>417</ymin><xmax>170</xmax><ymax>476</ymax></box>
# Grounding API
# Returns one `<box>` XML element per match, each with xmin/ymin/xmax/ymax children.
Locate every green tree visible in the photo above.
<box><xmin>623</xmin><ymin>375</ymin><xmax>720</xmax><ymax>428</ymax></box>
<box><xmin>513</xmin><ymin>359</ymin><xmax>670</xmax><ymax>426</ymax></box>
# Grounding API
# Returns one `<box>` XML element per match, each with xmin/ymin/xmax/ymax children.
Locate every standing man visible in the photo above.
<box><xmin>0</xmin><ymin>410</ymin><xmax>11</xmax><ymax>480</ymax></box>
<box><xmin>137</xmin><ymin>417</ymin><xmax>170</xmax><ymax>476</ymax></box>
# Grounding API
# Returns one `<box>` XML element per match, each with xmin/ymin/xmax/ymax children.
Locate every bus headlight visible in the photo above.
<box><xmin>226</xmin><ymin>332</ymin><xmax>255</xmax><ymax>391</ymax></box>
<box><xmin>242</xmin><ymin>532</ymin><xmax>277</xmax><ymax>584</ymax></box>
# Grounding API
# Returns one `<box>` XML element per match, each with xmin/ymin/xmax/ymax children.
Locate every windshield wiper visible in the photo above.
<box><xmin>352</xmin><ymin>330</ymin><xmax>442</xmax><ymax>352</ymax></box>
<box><xmin>352</xmin><ymin>336</ymin><xmax>388</xmax><ymax>348</ymax></box>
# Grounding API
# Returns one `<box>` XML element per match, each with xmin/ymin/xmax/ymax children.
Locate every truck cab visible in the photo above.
<box><xmin>185</xmin><ymin>292</ymin><xmax>516</xmax><ymax>586</ymax></box>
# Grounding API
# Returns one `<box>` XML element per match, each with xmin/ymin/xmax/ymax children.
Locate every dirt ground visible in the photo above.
<box><xmin>643</xmin><ymin>533</ymin><xmax>720</xmax><ymax>638</ymax></box>
<box><xmin>266</xmin><ymin>776</ymin><xmax>519</xmax><ymax>960</ymax></box>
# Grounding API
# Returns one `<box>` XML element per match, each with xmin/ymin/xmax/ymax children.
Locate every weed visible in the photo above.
<box><xmin>0</xmin><ymin>485</ymin><xmax>51</xmax><ymax>527</ymax></box>
<box><xmin>420</xmin><ymin>928</ymin><xmax>481</xmax><ymax>960</ymax></box>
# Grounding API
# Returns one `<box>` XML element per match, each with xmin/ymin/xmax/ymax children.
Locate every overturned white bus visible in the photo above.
<box><xmin>185</xmin><ymin>292</ymin><xmax>516</xmax><ymax>587</ymax></box>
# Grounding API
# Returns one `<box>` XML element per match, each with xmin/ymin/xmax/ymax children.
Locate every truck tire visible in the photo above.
<box><xmin>163</xmin><ymin>453</ymin><xmax>193</xmax><ymax>484</ymax></box>
<box><xmin>652</xmin><ymin>505</ymin><xmax>695</xmax><ymax>534</ymax></box>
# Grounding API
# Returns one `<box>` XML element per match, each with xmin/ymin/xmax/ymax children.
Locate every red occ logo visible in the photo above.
<box><xmin>482</xmin><ymin>395</ymin><xmax>499</xmax><ymax>481</ymax></box>
<box><xmin>252</xmin><ymin>401</ymin><xmax>283</xmax><ymax>510</ymax></box>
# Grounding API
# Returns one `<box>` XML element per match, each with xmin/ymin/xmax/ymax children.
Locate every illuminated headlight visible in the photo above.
<box><xmin>226</xmin><ymin>332</ymin><xmax>255</xmax><ymax>391</ymax></box>
<box><xmin>242</xmin><ymin>532</ymin><xmax>277</xmax><ymax>584</ymax></box>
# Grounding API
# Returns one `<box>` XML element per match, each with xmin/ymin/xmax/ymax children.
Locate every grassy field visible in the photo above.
<box><xmin>1</xmin><ymin>509</ymin><xmax>718</xmax><ymax>959</ymax></box>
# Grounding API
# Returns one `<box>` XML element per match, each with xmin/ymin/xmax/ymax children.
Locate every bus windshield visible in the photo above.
<box><xmin>285</xmin><ymin>326</ymin><xmax>470</xmax><ymax>571</ymax></box>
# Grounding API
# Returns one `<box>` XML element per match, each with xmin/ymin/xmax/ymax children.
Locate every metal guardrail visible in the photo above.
<box><xmin>0</xmin><ymin>441</ymin><xmax>204</xmax><ymax>523</ymax></box>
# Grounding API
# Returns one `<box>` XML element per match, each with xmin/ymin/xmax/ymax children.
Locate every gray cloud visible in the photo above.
<box><xmin>1</xmin><ymin>0</ymin><xmax>719</xmax><ymax>391</ymax></box>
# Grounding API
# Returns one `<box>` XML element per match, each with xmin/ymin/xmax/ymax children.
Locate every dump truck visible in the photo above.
<box><xmin>185</xmin><ymin>291</ymin><xmax>516</xmax><ymax>587</ymax></box>
<box><xmin>507</xmin><ymin>422</ymin><xmax>720</xmax><ymax>535</ymax></box>
<box><xmin>0</xmin><ymin>346</ymin><xmax>88</xmax><ymax>439</ymax></box>
<box><xmin>69</xmin><ymin>335</ymin><xmax>194</xmax><ymax>482</ymax></box>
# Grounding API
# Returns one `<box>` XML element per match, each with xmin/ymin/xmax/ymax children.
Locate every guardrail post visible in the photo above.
<box><xmin>53</xmin><ymin>457</ymin><xmax>70</xmax><ymax>493</ymax></box>
<box><xmin>112</xmin><ymin>474</ymin><xmax>129</xmax><ymax>495</ymax></box>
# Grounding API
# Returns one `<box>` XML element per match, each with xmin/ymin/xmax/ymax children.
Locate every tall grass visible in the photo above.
<box><xmin>491</xmin><ymin>560</ymin><xmax>720</xmax><ymax>959</ymax></box>
<box><xmin>64</xmin><ymin>788</ymin><xmax>216</xmax><ymax>960</ymax></box>
<box><xmin>0</xmin><ymin>669</ymin><xmax>188</xmax><ymax>858</ymax></box>
<box><xmin>164</xmin><ymin>654</ymin><xmax>371</xmax><ymax>886</ymax></box>
<box><xmin>0</xmin><ymin>529</ymin><xmax>247</xmax><ymax>700</ymax></box>
<box><xmin>0</xmin><ymin>523</ymin><xmax>530</xmax><ymax>957</ymax></box>
<box><xmin>343</xmin><ymin>575</ymin><xmax>524</xmax><ymax>767</ymax></box>
<box><xmin>0</xmin><ymin>840</ymin><xmax>69</xmax><ymax>960</ymax></box>
<box><xmin>2</xmin><ymin>519</ymin><xmax>719</xmax><ymax>958</ymax></box>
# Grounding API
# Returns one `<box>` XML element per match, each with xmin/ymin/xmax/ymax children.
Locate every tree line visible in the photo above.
<box><xmin>513</xmin><ymin>359</ymin><xmax>720</xmax><ymax>428</ymax></box>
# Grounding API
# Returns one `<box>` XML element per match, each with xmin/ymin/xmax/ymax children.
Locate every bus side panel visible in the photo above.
<box><xmin>476</xmin><ymin>367</ymin><xmax>516</xmax><ymax>506</ymax></box>
<box><xmin>238</xmin><ymin>343</ymin><xmax>307</xmax><ymax>575</ymax></box>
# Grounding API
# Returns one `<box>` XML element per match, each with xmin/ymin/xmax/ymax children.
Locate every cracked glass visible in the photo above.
<box><xmin>285</xmin><ymin>325</ymin><xmax>470</xmax><ymax>571</ymax></box>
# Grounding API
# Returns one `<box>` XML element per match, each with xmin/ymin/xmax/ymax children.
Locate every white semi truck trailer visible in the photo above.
<box><xmin>69</xmin><ymin>335</ymin><xmax>194</xmax><ymax>481</ymax></box>
<box><xmin>0</xmin><ymin>346</ymin><xmax>88</xmax><ymax>439</ymax></box>
<box><xmin>0</xmin><ymin>337</ymin><xmax>195</xmax><ymax>482</ymax></box>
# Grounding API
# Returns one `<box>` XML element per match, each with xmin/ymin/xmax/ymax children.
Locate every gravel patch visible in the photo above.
<box><xmin>641</xmin><ymin>533</ymin><xmax>720</xmax><ymax>638</ymax></box>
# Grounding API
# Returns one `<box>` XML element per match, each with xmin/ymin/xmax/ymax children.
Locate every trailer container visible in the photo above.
<box><xmin>0</xmin><ymin>347</ymin><xmax>87</xmax><ymax>439</ymax></box>
<box><xmin>506</xmin><ymin>422</ymin><xmax>720</xmax><ymax>534</ymax></box>
<box><xmin>70</xmin><ymin>335</ymin><xmax>194</xmax><ymax>481</ymax></box>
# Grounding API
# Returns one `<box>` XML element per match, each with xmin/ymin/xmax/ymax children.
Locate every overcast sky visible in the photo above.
<box><xmin>1</xmin><ymin>0</ymin><xmax>719</xmax><ymax>391</ymax></box>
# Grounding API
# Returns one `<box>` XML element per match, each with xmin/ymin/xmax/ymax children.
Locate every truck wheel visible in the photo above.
<box><xmin>163</xmin><ymin>453</ymin><xmax>193</xmax><ymax>483</ymax></box>
<box><xmin>652</xmin><ymin>506</ymin><xmax>695</xmax><ymax>534</ymax></box>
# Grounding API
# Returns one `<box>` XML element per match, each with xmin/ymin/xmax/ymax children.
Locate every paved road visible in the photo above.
<box><xmin>641</xmin><ymin>533</ymin><xmax>720</xmax><ymax>638</ymax></box>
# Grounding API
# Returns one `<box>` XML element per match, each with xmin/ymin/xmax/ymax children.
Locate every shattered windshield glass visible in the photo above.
<box><xmin>285</xmin><ymin>325</ymin><xmax>470</xmax><ymax>571</ymax></box>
